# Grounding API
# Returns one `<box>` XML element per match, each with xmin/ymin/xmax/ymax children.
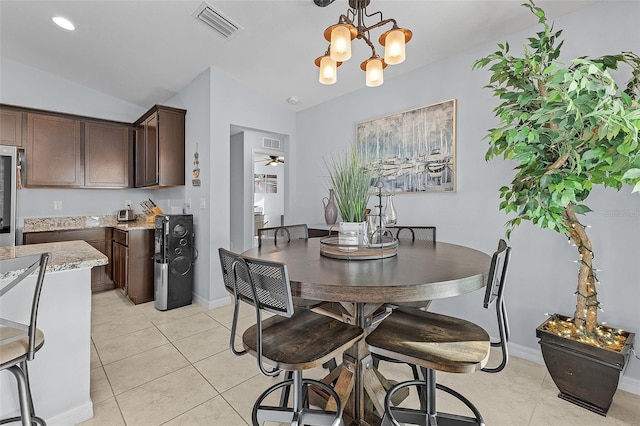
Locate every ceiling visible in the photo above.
<box><xmin>0</xmin><ymin>0</ymin><xmax>599</xmax><ymax>112</ymax></box>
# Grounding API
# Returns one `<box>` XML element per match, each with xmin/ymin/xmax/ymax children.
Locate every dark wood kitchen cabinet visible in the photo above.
<box><xmin>134</xmin><ymin>105</ymin><xmax>185</xmax><ymax>188</ymax></box>
<box><xmin>84</xmin><ymin>120</ymin><xmax>131</xmax><ymax>188</ymax></box>
<box><xmin>23</xmin><ymin>228</ymin><xmax>114</xmax><ymax>292</ymax></box>
<box><xmin>7</xmin><ymin>105</ymin><xmax>132</xmax><ymax>188</ymax></box>
<box><xmin>25</xmin><ymin>113</ymin><xmax>83</xmax><ymax>187</ymax></box>
<box><xmin>112</xmin><ymin>228</ymin><xmax>154</xmax><ymax>304</ymax></box>
<box><xmin>0</xmin><ymin>106</ymin><xmax>24</xmax><ymax>147</ymax></box>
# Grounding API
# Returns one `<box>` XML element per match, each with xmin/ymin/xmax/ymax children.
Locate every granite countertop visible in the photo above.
<box><xmin>23</xmin><ymin>215</ymin><xmax>156</xmax><ymax>233</ymax></box>
<box><xmin>0</xmin><ymin>240</ymin><xmax>108</xmax><ymax>280</ymax></box>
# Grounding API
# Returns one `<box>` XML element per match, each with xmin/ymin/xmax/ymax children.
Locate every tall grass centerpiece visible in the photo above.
<box><xmin>326</xmin><ymin>148</ymin><xmax>373</xmax><ymax>222</ymax></box>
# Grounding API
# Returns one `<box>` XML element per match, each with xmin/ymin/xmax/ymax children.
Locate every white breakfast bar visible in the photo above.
<box><xmin>0</xmin><ymin>240</ymin><xmax>107</xmax><ymax>425</ymax></box>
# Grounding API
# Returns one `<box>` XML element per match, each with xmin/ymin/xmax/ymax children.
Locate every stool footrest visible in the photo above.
<box><xmin>384</xmin><ymin>379</ymin><xmax>485</xmax><ymax>426</ymax></box>
<box><xmin>253</xmin><ymin>377</ymin><xmax>344</xmax><ymax>426</ymax></box>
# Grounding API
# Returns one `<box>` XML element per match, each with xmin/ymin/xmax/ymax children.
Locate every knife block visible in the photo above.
<box><xmin>145</xmin><ymin>206</ymin><xmax>164</xmax><ymax>223</ymax></box>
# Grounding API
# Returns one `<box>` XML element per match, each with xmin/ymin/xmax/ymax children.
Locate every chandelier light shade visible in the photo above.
<box><xmin>361</xmin><ymin>57</ymin><xmax>386</xmax><ymax>87</ymax></box>
<box><xmin>315</xmin><ymin>0</ymin><xmax>412</xmax><ymax>87</ymax></box>
<box><xmin>315</xmin><ymin>52</ymin><xmax>342</xmax><ymax>85</ymax></box>
<box><xmin>328</xmin><ymin>24</ymin><xmax>355</xmax><ymax>61</ymax></box>
<box><xmin>381</xmin><ymin>28</ymin><xmax>411</xmax><ymax>65</ymax></box>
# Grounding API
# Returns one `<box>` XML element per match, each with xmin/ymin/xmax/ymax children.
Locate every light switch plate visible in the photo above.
<box><xmin>200</xmin><ymin>198</ymin><xmax>206</xmax><ymax>209</ymax></box>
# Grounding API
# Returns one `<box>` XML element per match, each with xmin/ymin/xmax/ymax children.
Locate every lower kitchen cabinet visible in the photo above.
<box><xmin>23</xmin><ymin>228</ymin><xmax>114</xmax><ymax>292</ymax></box>
<box><xmin>112</xmin><ymin>228</ymin><xmax>154</xmax><ymax>304</ymax></box>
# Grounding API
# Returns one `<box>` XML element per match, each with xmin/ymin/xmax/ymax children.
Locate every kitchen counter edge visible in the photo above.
<box><xmin>0</xmin><ymin>240</ymin><xmax>108</xmax><ymax>280</ymax></box>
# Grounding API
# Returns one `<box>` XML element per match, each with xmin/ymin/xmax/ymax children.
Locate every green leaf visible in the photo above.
<box><xmin>622</xmin><ymin>168</ymin><xmax>640</xmax><ymax>180</ymax></box>
<box><xmin>572</xmin><ymin>204</ymin><xmax>593</xmax><ymax>214</ymax></box>
<box><xmin>617</xmin><ymin>144</ymin><xmax>632</xmax><ymax>156</ymax></box>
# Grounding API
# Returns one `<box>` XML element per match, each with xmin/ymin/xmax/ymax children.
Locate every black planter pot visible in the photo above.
<box><xmin>536</xmin><ymin>314</ymin><xmax>635</xmax><ymax>416</ymax></box>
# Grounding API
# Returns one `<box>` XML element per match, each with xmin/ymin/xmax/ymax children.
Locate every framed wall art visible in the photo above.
<box><xmin>254</xmin><ymin>174</ymin><xmax>278</xmax><ymax>193</ymax></box>
<box><xmin>356</xmin><ymin>99</ymin><xmax>456</xmax><ymax>193</ymax></box>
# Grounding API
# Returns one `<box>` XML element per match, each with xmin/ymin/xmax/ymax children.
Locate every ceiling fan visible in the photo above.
<box><xmin>265</xmin><ymin>155</ymin><xmax>284</xmax><ymax>166</ymax></box>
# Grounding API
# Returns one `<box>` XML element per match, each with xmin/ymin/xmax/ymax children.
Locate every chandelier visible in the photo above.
<box><xmin>314</xmin><ymin>0</ymin><xmax>412</xmax><ymax>87</ymax></box>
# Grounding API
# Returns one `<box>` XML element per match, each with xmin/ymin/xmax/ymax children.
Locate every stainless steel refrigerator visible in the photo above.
<box><xmin>0</xmin><ymin>145</ymin><xmax>17</xmax><ymax>247</ymax></box>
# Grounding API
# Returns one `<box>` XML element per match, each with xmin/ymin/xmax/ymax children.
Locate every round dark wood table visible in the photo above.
<box><xmin>241</xmin><ymin>238</ymin><xmax>491</xmax><ymax>425</ymax></box>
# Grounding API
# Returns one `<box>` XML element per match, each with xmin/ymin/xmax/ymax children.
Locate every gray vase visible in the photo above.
<box><xmin>323</xmin><ymin>189</ymin><xmax>338</xmax><ymax>225</ymax></box>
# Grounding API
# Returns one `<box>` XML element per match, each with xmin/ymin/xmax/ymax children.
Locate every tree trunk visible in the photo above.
<box><xmin>563</xmin><ymin>204</ymin><xmax>598</xmax><ymax>334</ymax></box>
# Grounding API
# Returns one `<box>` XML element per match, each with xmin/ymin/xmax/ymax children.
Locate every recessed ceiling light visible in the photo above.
<box><xmin>52</xmin><ymin>16</ymin><xmax>75</xmax><ymax>31</ymax></box>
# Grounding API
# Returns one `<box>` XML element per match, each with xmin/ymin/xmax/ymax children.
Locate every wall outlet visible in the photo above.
<box><xmin>125</xmin><ymin>200</ymin><xmax>131</xmax><ymax>209</ymax></box>
<box><xmin>53</xmin><ymin>200</ymin><xmax>62</xmax><ymax>210</ymax></box>
<box><xmin>185</xmin><ymin>198</ymin><xmax>191</xmax><ymax>209</ymax></box>
<box><xmin>200</xmin><ymin>198</ymin><xmax>206</xmax><ymax>209</ymax></box>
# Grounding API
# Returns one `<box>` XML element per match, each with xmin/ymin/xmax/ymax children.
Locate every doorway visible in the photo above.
<box><xmin>253</xmin><ymin>151</ymin><xmax>285</xmax><ymax>246</ymax></box>
<box><xmin>229</xmin><ymin>126</ymin><xmax>287</xmax><ymax>252</ymax></box>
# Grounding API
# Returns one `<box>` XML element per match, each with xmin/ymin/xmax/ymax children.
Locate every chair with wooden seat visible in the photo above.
<box><xmin>220</xmin><ymin>247</ymin><xmax>339</xmax><ymax>407</ymax></box>
<box><xmin>0</xmin><ymin>252</ymin><xmax>50</xmax><ymax>426</ymax></box>
<box><xmin>233</xmin><ymin>254</ymin><xmax>364</xmax><ymax>426</ymax></box>
<box><xmin>258</xmin><ymin>224</ymin><xmax>309</xmax><ymax>248</ymax></box>
<box><xmin>366</xmin><ymin>239</ymin><xmax>511</xmax><ymax>426</ymax></box>
<box><xmin>389</xmin><ymin>226</ymin><xmax>436</xmax><ymax>242</ymax></box>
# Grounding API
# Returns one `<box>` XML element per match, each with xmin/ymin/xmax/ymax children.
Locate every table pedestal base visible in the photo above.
<box><xmin>309</xmin><ymin>302</ymin><xmax>410</xmax><ymax>425</ymax></box>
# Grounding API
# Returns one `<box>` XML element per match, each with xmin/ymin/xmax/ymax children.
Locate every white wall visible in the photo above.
<box><xmin>294</xmin><ymin>1</ymin><xmax>640</xmax><ymax>385</ymax></box>
<box><xmin>160</xmin><ymin>68</ymin><xmax>211</xmax><ymax>301</ymax></box>
<box><xmin>0</xmin><ymin>57</ymin><xmax>143</xmax><ymax>122</ymax></box>
<box><xmin>208</xmin><ymin>69</ymin><xmax>297</xmax><ymax>306</ymax></box>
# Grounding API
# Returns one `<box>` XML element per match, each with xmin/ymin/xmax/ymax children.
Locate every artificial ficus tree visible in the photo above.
<box><xmin>473</xmin><ymin>0</ymin><xmax>640</xmax><ymax>342</ymax></box>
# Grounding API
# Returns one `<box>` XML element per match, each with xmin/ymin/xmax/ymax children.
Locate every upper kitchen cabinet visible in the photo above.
<box><xmin>85</xmin><ymin>120</ymin><xmax>131</xmax><ymax>188</ymax></box>
<box><xmin>0</xmin><ymin>106</ymin><xmax>24</xmax><ymax>147</ymax></box>
<box><xmin>26</xmin><ymin>113</ymin><xmax>83</xmax><ymax>187</ymax></box>
<box><xmin>21</xmin><ymin>108</ymin><xmax>132</xmax><ymax>188</ymax></box>
<box><xmin>134</xmin><ymin>105</ymin><xmax>185</xmax><ymax>188</ymax></box>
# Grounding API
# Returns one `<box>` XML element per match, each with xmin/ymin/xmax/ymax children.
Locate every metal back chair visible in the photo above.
<box><xmin>256</xmin><ymin>225</ymin><xmax>325</xmax><ymax>310</ymax></box>
<box><xmin>381</xmin><ymin>226</ymin><xmax>437</xmax><ymax>314</ymax></box>
<box><xmin>238</xmin><ymin>255</ymin><xmax>363</xmax><ymax>426</ymax></box>
<box><xmin>366</xmin><ymin>239</ymin><xmax>511</xmax><ymax>426</ymax></box>
<box><xmin>391</xmin><ymin>226</ymin><xmax>436</xmax><ymax>242</ymax></box>
<box><xmin>258</xmin><ymin>224</ymin><xmax>309</xmax><ymax>247</ymax></box>
<box><xmin>218</xmin><ymin>247</ymin><xmax>253</xmax><ymax>356</ymax></box>
<box><xmin>0</xmin><ymin>252</ymin><xmax>50</xmax><ymax>426</ymax></box>
<box><xmin>481</xmin><ymin>239</ymin><xmax>511</xmax><ymax>373</ymax></box>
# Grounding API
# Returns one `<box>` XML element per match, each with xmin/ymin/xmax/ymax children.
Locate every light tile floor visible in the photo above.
<box><xmin>81</xmin><ymin>290</ymin><xmax>640</xmax><ymax>425</ymax></box>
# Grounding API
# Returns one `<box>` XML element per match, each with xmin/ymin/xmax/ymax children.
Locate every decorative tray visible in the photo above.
<box><xmin>319</xmin><ymin>235</ymin><xmax>398</xmax><ymax>260</ymax></box>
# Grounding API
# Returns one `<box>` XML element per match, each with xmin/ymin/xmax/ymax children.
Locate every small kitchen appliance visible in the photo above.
<box><xmin>154</xmin><ymin>214</ymin><xmax>195</xmax><ymax>311</ymax></box>
<box><xmin>117</xmin><ymin>209</ymin><xmax>136</xmax><ymax>222</ymax></box>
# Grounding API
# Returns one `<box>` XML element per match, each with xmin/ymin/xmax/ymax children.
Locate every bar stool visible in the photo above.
<box><xmin>257</xmin><ymin>224</ymin><xmax>308</xmax><ymax>247</ymax></box>
<box><xmin>0</xmin><ymin>253</ymin><xmax>50</xmax><ymax>426</ymax></box>
<box><xmin>233</xmin><ymin>255</ymin><xmax>364</xmax><ymax>425</ymax></box>
<box><xmin>388</xmin><ymin>226</ymin><xmax>436</xmax><ymax>242</ymax></box>
<box><xmin>366</xmin><ymin>240</ymin><xmax>511</xmax><ymax>425</ymax></box>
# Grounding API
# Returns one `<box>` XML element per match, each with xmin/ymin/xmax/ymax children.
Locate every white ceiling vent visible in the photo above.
<box><xmin>263</xmin><ymin>138</ymin><xmax>281</xmax><ymax>150</ymax></box>
<box><xmin>194</xmin><ymin>2</ymin><xmax>243</xmax><ymax>39</ymax></box>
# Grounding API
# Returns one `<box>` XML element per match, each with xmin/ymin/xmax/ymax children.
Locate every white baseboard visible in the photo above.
<box><xmin>508</xmin><ymin>341</ymin><xmax>640</xmax><ymax>396</ymax></box>
<box><xmin>46</xmin><ymin>399</ymin><xmax>93</xmax><ymax>426</ymax></box>
<box><xmin>193</xmin><ymin>293</ymin><xmax>231</xmax><ymax>311</ymax></box>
